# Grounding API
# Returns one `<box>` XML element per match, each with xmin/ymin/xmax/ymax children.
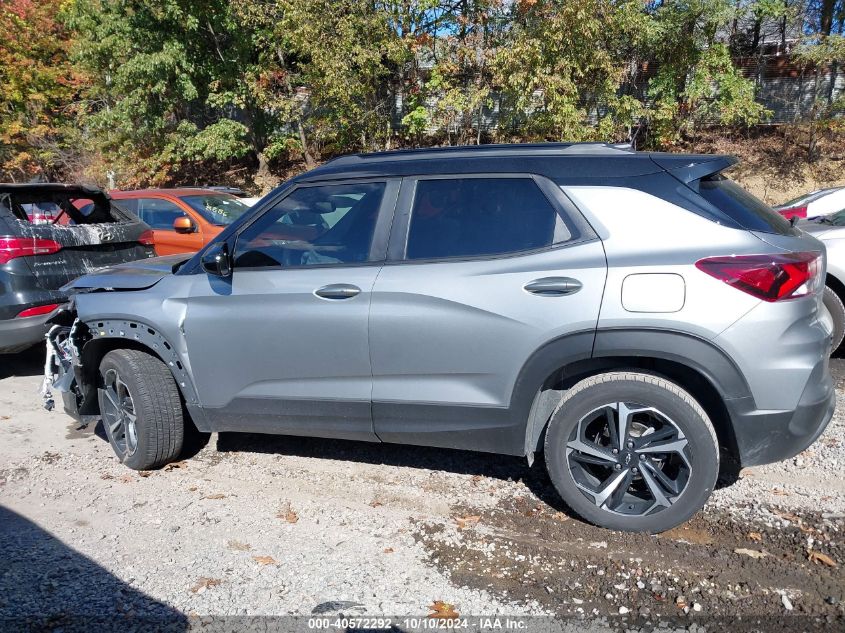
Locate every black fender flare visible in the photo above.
<box><xmin>81</xmin><ymin>318</ymin><xmax>200</xmax><ymax>406</ymax></box>
<box><xmin>592</xmin><ymin>328</ymin><xmax>752</xmax><ymax>400</ymax></box>
<box><xmin>508</xmin><ymin>330</ymin><xmax>595</xmax><ymax>456</ymax></box>
<box><xmin>516</xmin><ymin>327</ymin><xmax>754</xmax><ymax>456</ymax></box>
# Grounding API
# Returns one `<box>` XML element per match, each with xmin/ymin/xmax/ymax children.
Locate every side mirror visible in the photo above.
<box><xmin>173</xmin><ymin>216</ymin><xmax>194</xmax><ymax>233</ymax></box>
<box><xmin>201</xmin><ymin>242</ymin><xmax>232</xmax><ymax>278</ymax></box>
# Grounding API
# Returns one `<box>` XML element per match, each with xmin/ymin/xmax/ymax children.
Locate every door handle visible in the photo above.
<box><xmin>524</xmin><ymin>277</ymin><xmax>582</xmax><ymax>297</ymax></box>
<box><xmin>314</xmin><ymin>284</ymin><xmax>361</xmax><ymax>300</ymax></box>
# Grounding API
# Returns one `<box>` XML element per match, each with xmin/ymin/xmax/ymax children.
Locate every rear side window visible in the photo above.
<box><xmin>114</xmin><ymin>198</ymin><xmax>138</xmax><ymax>213</ymax></box>
<box><xmin>134</xmin><ymin>198</ymin><xmax>188</xmax><ymax>230</ymax></box>
<box><xmin>697</xmin><ymin>175</ymin><xmax>795</xmax><ymax>235</ymax></box>
<box><xmin>406</xmin><ymin>178</ymin><xmax>566</xmax><ymax>260</ymax></box>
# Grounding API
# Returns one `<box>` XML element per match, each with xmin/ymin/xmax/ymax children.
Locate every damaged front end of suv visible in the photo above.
<box><xmin>42</xmin><ymin>306</ymin><xmax>90</xmax><ymax>416</ymax></box>
<box><xmin>41</xmin><ymin>254</ymin><xmax>193</xmax><ymax>423</ymax></box>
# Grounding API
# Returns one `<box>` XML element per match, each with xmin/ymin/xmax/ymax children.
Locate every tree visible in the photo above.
<box><xmin>644</xmin><ymin>0</ymin><xmax>769</xmax><ymax>146</ymax></box>
<box><xmin>491</xmin><ymin>0</ymin><xmax>649</xmax><ymax>142</ymax></box>
<box><xmin>63</xmin><ymin>0</ymin><xmax>255</xmax><ymax>186</ymax></box>
<box><xmin>0</xmin><ymin>0</ymin><xmax>81</xmax><ymax>181</ymax></box>
<box><xmin>281</xmin><ymin>0</ymin><xmax>407</xmax><ymax>152</ymax></box>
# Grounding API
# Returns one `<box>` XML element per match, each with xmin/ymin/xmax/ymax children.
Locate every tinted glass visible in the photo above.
<box><xmin>114</xmin><ymin>199</ymin><xmax>138</xmax><ymax>213</ymax></box>
<box><xmin>698</xmin><ymin>175</ymin><xmax>795</xmax><ymax>235</ymax></box>
<box><xmin>406</xmin><ymin>178</ymin><xmax>560</xmax><ymax>260</ymax></box>
<box><xmin>821</xmin><ymin>210</ymin><xmax>845</xmax><ymax>226</ymax></box>
<box><xmin>234</xmin><ymin>182</ymin><xmax>386</xmax><ymax>269</ymax></box>
<box><xmin>181</xmin><ymin>194</ymin><xmax>250</xmax><ymax>226</ymax></box>
<box><xmin>135</xmin><ymin>198</ymin><xmax>188</xmax><ymax>230</ymax></box>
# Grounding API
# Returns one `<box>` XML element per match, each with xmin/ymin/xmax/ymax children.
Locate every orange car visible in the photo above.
<box><xmin>109</xmin><ymin>189</ymin><xmax>252</xmax><ymax>256</ymax></box>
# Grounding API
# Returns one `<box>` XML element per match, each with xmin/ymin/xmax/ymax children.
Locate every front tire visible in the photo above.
<box><xmin>544</xmin><ymin>371</ymin><xmax>719</xmax><ymax>533</ymax></box>
<box><xmin>98</xmin><ymin>349</ymin><xmax>184</xmax><ymax>470</ymax></box>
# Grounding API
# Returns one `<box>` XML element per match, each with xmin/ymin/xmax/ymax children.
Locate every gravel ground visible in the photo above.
<box><xmin>0</xmin><ymin>345</ymin><xmax>843</xmax><ymax>631</ymax></box>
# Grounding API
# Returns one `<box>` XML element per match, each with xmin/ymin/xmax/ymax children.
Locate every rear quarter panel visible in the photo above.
<box><xmin>565</xmin><ymin>185</ymin><xmax>829</xmax><ymax>411</ymax></box>
<box><xmin>564</xmin><ymin>186</ymin><xmax>764</xmax><ymax>338</ymax></box>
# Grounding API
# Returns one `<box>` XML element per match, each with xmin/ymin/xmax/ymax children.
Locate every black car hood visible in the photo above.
<box><xmin>62</xmin><ymin>254</ymin><xmax>189</xmax><ymax>291</ymax></box>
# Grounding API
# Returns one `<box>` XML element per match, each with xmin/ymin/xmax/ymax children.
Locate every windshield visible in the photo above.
<box><xmin>180</xmin><ymin>194</ymin><xmax>250</xmax><ymax>226</ymax></box>
<box><xmin>818</xmin><ymin>209</ymin><xmax>845</xmax><ymax>226</ymax></box>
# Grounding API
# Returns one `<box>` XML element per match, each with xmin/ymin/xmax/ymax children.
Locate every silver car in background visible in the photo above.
<box><xmin>800</xmin><ymin>210</ymin><xmax>845</xmax><ymax>353</ymax></box>
<box><xmin>43</xmin><ymin>144</ymin><xmax>834</xmax><ymax>533</ymax></box>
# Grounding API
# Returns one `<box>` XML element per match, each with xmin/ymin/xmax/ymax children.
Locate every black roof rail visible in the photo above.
<box><xmin>324</xmin><ymin>142</ymin><xmax>636</xmax><ymax>166</ymax></box>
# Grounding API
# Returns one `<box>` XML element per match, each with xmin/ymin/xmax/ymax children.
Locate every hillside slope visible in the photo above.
<box><xmin>677</xmin><ymin>126</ymin><xmax>845</xmax><ymax>206</ymax></box>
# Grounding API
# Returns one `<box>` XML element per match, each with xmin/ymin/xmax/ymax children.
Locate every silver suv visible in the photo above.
<box><xmin>44</xmin><ymin>144</ymin><xmax>834</xmax><ymax>533</ymax></box>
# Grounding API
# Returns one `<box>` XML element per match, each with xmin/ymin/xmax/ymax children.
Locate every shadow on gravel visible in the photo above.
<box><xmin>0</xmin><ymin>505</ymin><xmax>187</xmax><ymax>631</ymax></box>
<box><xmin>217</xmin><ymin>432</ymin><xmax>578</xmax><ymax>517</ymax></box>
<box><xmin>0</xmin><ymin>344</ymin><xmax>45</xmax><ymax>380</ymax></box>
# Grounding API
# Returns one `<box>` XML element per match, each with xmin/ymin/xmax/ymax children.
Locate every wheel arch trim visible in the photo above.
<box><xmin>80</xmin><ymin>318</ymin><xmax>199</xmax><ymax>406</ymax></box>
<box><xmin>518</xmin><ymin>327</ymin><xmax>754</xmax><ymax>457</ymax></box>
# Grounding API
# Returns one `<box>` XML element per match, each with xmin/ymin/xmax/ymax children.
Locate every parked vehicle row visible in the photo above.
<box><xmin>775</xmin><ymin>186</ymin><xmax>845</xmax><ymax>220</ymax></box>
<box><xmin>800</xmin><ymin>211</ymin><xmax>845</xmax><ymax>353</ymax></box>
<box><xmin>0</xmin><ymin>184</ymin><xmax>156</xmax><ymax>354</ymax></box>
<box><xmin>40</xmin><ymin>143</ymin><xmax>835</xmax><ymax>534</ymax></box>
<box><xmin>111</xmin><ymin>188</ymin><xmax>251</xmax><ymax>255</ymax></box>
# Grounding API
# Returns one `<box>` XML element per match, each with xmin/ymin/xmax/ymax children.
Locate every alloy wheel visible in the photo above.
<box><xmin>100</xmin><ymin>369</ymin><xmax>139</xmax><ymax>458</ymax></box>
<box><xmin>565</xmin><ymin>402</ymin><xmax>691</xmax><ymax>516</ymax></box>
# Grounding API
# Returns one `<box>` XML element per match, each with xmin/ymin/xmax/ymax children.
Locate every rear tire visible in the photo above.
<box><xmin>98</xmin><ymin>349</ymin><xmax>184</xmax><ymax>470</ymax></box>
<box><xmin>544</xmin><ymin>371</ymin><xmax>719</xmax><ymax>533</ymax></box>
<box><xmin>822</xmin><ymin>285</ymin><xmax>845</xmax><ymax>355</ymax></box>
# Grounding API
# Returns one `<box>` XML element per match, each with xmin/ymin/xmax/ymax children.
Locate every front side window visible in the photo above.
<box><xmin>234</xmin><ymin>182</ymin><xmax>386</xmax><ymax>269</ymax></box>
<box><xmin>135</xmin><ymin>198</ymin><xmax>189</xmax><ymax>230</ymax></box>
<box><xmin>405</xmin><ymin>178</ymin><xmax>562</xmax><ymax>260</ymax></box>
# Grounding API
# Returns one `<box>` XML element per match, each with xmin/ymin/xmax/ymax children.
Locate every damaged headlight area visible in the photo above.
<box><xmin>42</xmin><ymin>306</ymin><xmax>94</xmax><ymax>420</ymax></box>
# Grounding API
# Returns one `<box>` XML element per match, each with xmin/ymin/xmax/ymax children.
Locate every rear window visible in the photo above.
<box><xmin>697</xmin><ymin>175</ymin><xmax>795</xmax><ymax>235</ymax></box>
<box><xmin>0</xmin><ymin>189</ymin><xmax>128</xmax><ymax>225</ymax></box>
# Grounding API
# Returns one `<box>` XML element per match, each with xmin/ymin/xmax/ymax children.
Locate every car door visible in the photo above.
<box><xmin>134</xmin><ymin>197</ymin><xmax>204</xmax><ymax>255</ymax></box>
<box><xmin>370</xmin><ymin>174</ymin><xmax>607</xmax><ymax>454</ymax></box>
<box><xmin>184</xmin><ymin>178</ymin><xmax>399</xmax><ymax>441</ymax></box>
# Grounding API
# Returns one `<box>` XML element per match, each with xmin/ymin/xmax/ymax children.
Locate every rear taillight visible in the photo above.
<box><xmin>17</xmin><ymin>303</ymin><xmax>60</xmax><ymax>318</ymax></box>
<box><xmin>138</xmin><ymin>230</ymin><xmax>155</xmax><ymax>246</ymax></box>
<box><xmin>0</xmin><ymin>236</ymin><xmax>63</xmax><ymax>265</ymax></box>
<box><xmin>696</xmin><ymin>252</ymin><xmax>822</xmax><ymax>302</ymax></box>
<box><xmin>777</xmin><ymin>206</ymin><xmax>807</xmax><ymax>220</ymax></box>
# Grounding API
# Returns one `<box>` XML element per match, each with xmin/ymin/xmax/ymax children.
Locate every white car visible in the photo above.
<box><xmin>801</xmin><ymin>210</ymin><xmax>845</xmax><ymax>353</ymax></box>
<box><xmin>775</xmin><ymin>186</ymin><xmax>845</xmax><ymax>220</ymax></box>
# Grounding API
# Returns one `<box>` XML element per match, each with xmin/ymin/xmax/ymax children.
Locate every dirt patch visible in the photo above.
<box><xmin>2</xmin><ymin>350</ymin><xmax>845</xmax><ymax>624</ymax></box>
<box><xmin>415</xmin><ymin>495</ymin><xmax>844</xmax><ymax>626</ymax></box>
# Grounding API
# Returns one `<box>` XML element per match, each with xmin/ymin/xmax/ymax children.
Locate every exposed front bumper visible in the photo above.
<box><xmin>727</xmin><ymin>354</ymin><xmax>836</xmax><ymax>467</ymax></box>
<box><xmin>0</xmin><ymin>312</ymin><xmax>55</xmax><ymax>353</ymax></box>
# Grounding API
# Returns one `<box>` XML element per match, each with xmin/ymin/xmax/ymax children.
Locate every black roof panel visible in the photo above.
<box><xmin>298</xmin><ymin>143</ymin><xmax>735</xmax><ymax>183</ymax></box>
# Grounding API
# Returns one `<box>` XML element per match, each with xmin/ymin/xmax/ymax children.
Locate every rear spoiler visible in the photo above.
<box><xmin>649</xmin><ymin>154</ymin><xmax>738</xmax><ymax>185</ymax></box>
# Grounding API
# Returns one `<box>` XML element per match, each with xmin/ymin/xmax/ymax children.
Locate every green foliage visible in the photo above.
<box><xmin>61</xmin><ymin>0</ymin><xmax>262</xmax><ymax>185</ymax></box>
<box><xmin>493</xmin><ymin>0</ymin><xmax>650</xmax><ymax>142</ymax></box>
<box><xmin>644</xmin><ymin>0</ymin><xmax>769</xmax><ymax>146</ymax></box>
<box><xmin>1</xmin><ymin>0</ymin><xmax>842</xmax><ymax>184</ymax></box>
<box><xmin>402</xmin><ymin>105</ymin><xmax>430</xmax><ymax>139</ymax></box>
<box><xmin>0</xmin><ymin>0</ymin><xmax>80</xmax><ymax>179</ymax></box>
